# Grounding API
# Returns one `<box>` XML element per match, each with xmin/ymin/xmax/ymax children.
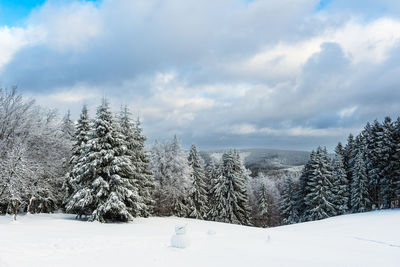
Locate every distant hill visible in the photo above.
<box><xmin>200</xmin><ymin>148</ymin><xmax>310</xmax><ymax>176</ymax></box>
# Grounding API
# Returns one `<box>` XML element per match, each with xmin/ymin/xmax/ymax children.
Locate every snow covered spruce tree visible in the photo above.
<box><xmin>208</xmin><ymin>150</ymin><xmax>251</xmax><ymax>225</ymax></box>
<box><xmin>379</xmin><ymin>117</ymin><xmax>397</xmax><ymax>208</ymax></box>
<box><xmin>350</xmin><ymin>150</ymin><xmax>371</xmax><ymax>213</ymax></box>
<box><xmin>67</xmin><ymin>99</ymin><xmax>141</xmax><ymax>222</ymax></box>
<box><xmin>343</xmin><ymin>133</ymin><xmax>356</xmax><ymax>189</ymax></box>
<box><xmin>119</xmin><ymin>106</ymin><xmax>155</xmax><ymax>217</ymax></box>
<box><xmin>187</xmin><ymin>144</ymin><xmax>208</xmax><ymax>219</ymax></box>
<box><xmin>63</xmin><ymin>105</ymin><xmax>90</xmax><ymax>208</ymax></box>
<box><xmin>331</xmin><ymin>154</ymin><xmax>349</xmax><ymax>215</ymax></box>
<box><xmin>304</xmin><ymin>147</ymin><xmax>337</xmax><ymax>221</ymax></box>
<box><xmin>205</xmin><ymin>160</ymin><xmax>219</xmax><ymax>219</ymax></box>
<box><xmin>364</xmin><ymin>120</ymin><xmax>386</xmax><ymax>209</ymax></box>
<box><xmin>280</xmin><ymin>176</ymin><xmax>299</xmax><ymax>225</ymax></box>
<box><xmin>151</xmin><ymin>136</ymin><xmax>192</xmax><ymax>217</ymax></box>
<box><xmin>392</xmin><ymin>117</ymin><xmax>400</xmax><ymax>207</ymax></box>
<box><xmin>296</xmin><ymin>150</ymin><xmax>316</xmax><ymax>221</ymax></box>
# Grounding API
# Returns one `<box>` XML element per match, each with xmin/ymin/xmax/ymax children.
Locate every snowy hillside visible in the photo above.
<box><xmin>1</xmin><ymin>210</ymin><xmax>399</xmax><ymax>267</ymax></box>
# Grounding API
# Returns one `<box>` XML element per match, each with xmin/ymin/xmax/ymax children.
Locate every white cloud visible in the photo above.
<box><xmin>0</xmin><ymin>26</ymin><xmax>44</xmax><ymax>70</ymax></box>
<box><xmin>338</xmin><ymin>106</ymin><xmax>357</xmax><ymax>118</ymax></box>
<box><xmin>2</xmin><ymin>0</ymin><xmax>400</xmax><ymax>150</ymax></box>
<box><xmin>228</xmin><ymin>18</ymin><xmax>400</xmax><ymax>82</ymax></box>
<box><xmin>28</xmin><ymin>1</ymin><xmax>102</xmax><ymax>51</ymax></box>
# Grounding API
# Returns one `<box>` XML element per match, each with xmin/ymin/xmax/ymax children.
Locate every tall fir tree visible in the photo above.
<box><xmin>67</xmin><ymin>100</ymin><xmax>141</xmax><ymax>222</ymax></box>
<box><xmin>119</xmin><ymin>106</ymin><xmax>154</xmax><ymax>217</ymax></box>
<box><xmin>331</xmin><ymin>154</ymin><xmax>349</xmax><ymax>215</ymax></box>
<box><xmin>380</xmin><ymin>117</ymin><xmax>396</xmax><ymax>208</ymax></box>
<box><xmin>206</xmin><ymin>160</ymin><xmax>220</xmax><ymax>219</ymax></box>
<box><xmin>132</xmin><ymin>117</ymin><xmax>155</xmax><ymax>217</ymax></box>
<box><xmin>335</xmin><ymin>142</ymin><xmax>345</xmax><ymax>158</ymax></box>
<box><xmin>208</xmin><ymin>150</ymin><xmax>251</xmax><ymax>225</ymax></box>
<box><xmin>392</xmin><ymin>117</ymin><xmax>400</xmax><ymax>207</ymax></box>
<box><xmin>296</xmin><ymin>150</ymin><xmax>316</xmax><ymax>221</ymax></box>
<box><xmin>343</xmin><ymin>134</ymin><xmax>356</xmax><ymax>185</ymax></box>
<box><xmin>187</xmin><ymin>145</ymin><xmax>208</xmax><ymax>219</ymax></box>
<box><xmin>350</xmin><ymin>150</ymin><xmax>371</xmax><ymax>212</ymax></box>
<box><xmin>280</xmin><ymin>176</ymin><xmax>299</xmax><ymax>225</ymax></box>
<box><xmin>304</xmin><ymin>147</ymin><xmax>337</xmax><ymax>221</ymax></box>
<box><xmin>63</xmin><ymin>105</ymin><xmax>90</xmax><ymax>208</ymax></box>
<box><xmin>253</xmin><ymin>180</ymin><xmax>270</xmax><ymax>227</ymax></box>
<box><xmin>365</xmin><ymin>120</ymin><xmax>385</xmax><ymax>209</ymax></box>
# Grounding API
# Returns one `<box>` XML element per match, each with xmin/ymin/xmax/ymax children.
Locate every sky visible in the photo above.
<box><xmin>1</xmin><ymin>0</ymin><xmax>400</xmax><ymax>151</ymax></box>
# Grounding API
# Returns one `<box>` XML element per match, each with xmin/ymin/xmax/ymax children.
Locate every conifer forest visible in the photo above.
<box><xmin>1</xmin><ymin>88</ymin><xmax>399</xmax><ymax>227</ymax></box>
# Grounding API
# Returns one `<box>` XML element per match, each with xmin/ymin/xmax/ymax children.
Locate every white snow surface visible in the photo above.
<box><xmin>1</xmin><ymin>210</ymin><xmax>399</xmax><ymax>267</ymax></box>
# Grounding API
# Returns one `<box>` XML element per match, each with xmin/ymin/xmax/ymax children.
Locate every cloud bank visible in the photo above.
<box><xmin>1</xmin><ymin>0</ymin><xmax>400</xmax><ymax>151</ymax></box>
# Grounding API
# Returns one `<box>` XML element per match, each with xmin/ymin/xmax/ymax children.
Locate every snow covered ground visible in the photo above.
<box><xmin>1</xmin><ymin>210</ymin><xmax>399</xmax><ymax>267</ymax></box>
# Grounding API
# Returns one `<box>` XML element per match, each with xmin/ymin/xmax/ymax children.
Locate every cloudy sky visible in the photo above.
<box><xmin>1</xmin><ymin>0</ymin><xmax>400</xmax><ymax>151</ymax></box>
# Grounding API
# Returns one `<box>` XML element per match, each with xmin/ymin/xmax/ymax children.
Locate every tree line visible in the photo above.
<box><xmin>1</xmin><ymin>88</ymin><xmax>399</xmax><ymax>225</ymax></box>
<box><xmin>64</xmin><ymin>99</ymin><xmax>253</xmax><ymax>223</ymax></box>
<box><xmin>280</xmin><ymin>117</ymin><xmax>400</xmax><ymax>224</ymax></box>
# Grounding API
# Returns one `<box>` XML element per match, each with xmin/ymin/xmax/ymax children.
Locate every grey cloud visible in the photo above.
<box><xmin>1</xmin><ymin>0</ymin><xmax>318</xmax><ymax>92</ymax></box>
<box><xmin>1</xmin><ymin>0</ymin><xmax>400</xmax><ymax>151</ymax></box>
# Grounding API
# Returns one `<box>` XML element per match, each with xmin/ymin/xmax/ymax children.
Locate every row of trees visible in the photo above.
<box><xmin>64</xmin><ymin>100</ymin><xmax>253</xmax><ymax>224</ymax></box>
<box><xmin>0</xmin><ymin>88</ymin><xmax>72</xmax><ymax>219</ymax></box>
<box><xmin>1</xmin><ymin>88</ymin><xmax>398</xmax><ymax>226</ymax></box>
<box><xmin>280</xmin><ymin>117</ymin><xmax>400</xmax><ymax>224</ymax></box>
<box><xmin>0</xmin><ymin>89</ymin><xmax>254</xmax><ymax>224</ymax></box>
<box><xmin>151</xmin><ymin>139</ymin><xmax>252</xmax><ymax>225</ymax></box>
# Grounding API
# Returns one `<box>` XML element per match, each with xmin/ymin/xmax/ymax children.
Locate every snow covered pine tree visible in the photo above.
<box><xmin>208</xmin><ymin>150</ymin><xmax>251</xmax><ymax>225</ymax></box>
<box><xmin>119</xmin><ymin>106</ymin><xmax>154</xmax><ymax>217</ymax></box>
<box><xmin>67</xmin><ymin>99</ymin><xmax>141</xmax><ymax>222</ymax></box>
<box><xmin>304</xmin><ymin>147</ymin><xmax>337</xmax><ymax>221</ymax></box>
<box><xmin>187</xmin><ymin>144</ymin><xmax>208</xmax><ymax>219</ymax></box>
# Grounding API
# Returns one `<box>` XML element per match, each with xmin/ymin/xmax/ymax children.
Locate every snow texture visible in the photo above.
<box><xmin>0</xmin><ymin>210</ymin><xmax>399</xmax><ymax>266</ymax></box>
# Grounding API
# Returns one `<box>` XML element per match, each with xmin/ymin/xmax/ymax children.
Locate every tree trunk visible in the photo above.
<box><xmin>13</xmin><ymin>202</ymin><xmax>19</xmax><ymax>221</ymax></box>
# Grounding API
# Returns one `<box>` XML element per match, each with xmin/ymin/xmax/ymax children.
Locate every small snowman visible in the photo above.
<box><xmin>171</xmin><ymin>224</ymin><xmax>189</xmax><ymax>248</ymax></box>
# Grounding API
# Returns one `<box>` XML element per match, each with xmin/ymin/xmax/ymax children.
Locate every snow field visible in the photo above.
<box><xmin>0</xmin><ymin>210</ymin><xmax>399</xmax><ymax>267</ymax></box>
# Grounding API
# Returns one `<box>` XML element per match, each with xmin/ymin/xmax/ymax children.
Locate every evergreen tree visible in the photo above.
<box><xmin>304</xmin><ymin>147</ymin><xmax>336</xmax><ymax>221</ymax></box>
<box><xmin>206</xmin><ymin>160</ymin><xmax>220</xmax><ymax>219</ymax></box>
<box><xmin>343</xmin><ymin>134</ymin><xmax>356</xmax><ymax>183</ymax></box>
<box><xmin>209</xmin><ymin>150</ymin><xmax>251</xmax><ymax>225</ymax></box>
<box><xmin>335</xmin><ymin>142</ymin><xmax>345</xmax><ymax>158</ymax></box>
<box><xmin>380</xmin><ymin>117</ymin><xmax>396</xmax><ymax>208</ymax></box>
<box><xmin>253</xmin><ymin>180</ymin><xmax>270</xmax><ymax>227</ymax></box>
<box><xmin>331</xmin><ymin>154</ymin><xmax>349</xmax><ymax>215</ymax></box>
<box><xmin>392</xmin><ymin>117</ymin><xmax>400</xmax><ymax>207</ymax></box>
<box><xmin>350</xmin><ymin>150</ymin><xmax>370</xmax><ymax>212</ymax></box>
<box><xmin>280</xmin><ymin>176</ymin><xmax>299</xmax><ymax>225</ymax></box>
<box><xmin>63</xmin><ymin>105</ymin><xmax>90</xmax><ymax>207</ymax></box>
<box><xmin>296</xmin><ymin>150</ymin><xmax>316</xmax><ymax>221</ymax></box>
<box><xmin>365</xmin><ymin>120</ymin><xmax>385</xmax><ymax>208</ymax></box>
<box><xmin>187</xmin><ymin>145</ymin><xmax>208</xmax><ymax>219</ymax></box>
<box><xmin>67</xmin><ymin>100</ymin><xmax>141</xmax><ymax>222</ymax></box>
<box><xmin>132</xmin><ymin>117</ymin><xmax>155</xmax><ymax>217</ymax></box>
<box><xmin>119</xmin><ymin>107</ymin><xmax>154</xmax><ymax>217</ymax></box>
